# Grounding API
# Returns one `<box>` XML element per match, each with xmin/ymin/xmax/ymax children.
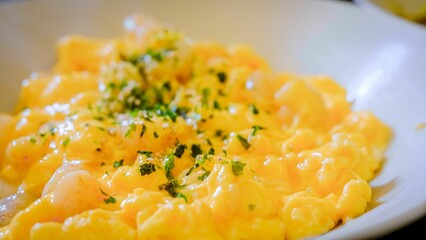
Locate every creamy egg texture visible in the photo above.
<box><xmin>0</xmin><ymin>14</ymin><xmax>392</xmax><ymax>240</ymax></box>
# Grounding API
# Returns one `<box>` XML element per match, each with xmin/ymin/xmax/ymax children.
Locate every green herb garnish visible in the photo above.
<box><xmin>248</xmin><ymin>204</ymin><xmax>256</xmax><ymax>211</ymax></box>
<box><xmin>249</xmin><ymin>104</ymin><xmax>259</xmax><ymax>115</ymax></box>
<box><xmin>174</xmin><ymin>144</ymin><xmax>187</xmax><ymax>158</ymax></box>
<box><xmin>163</xmin><ymin>81</ymin><xmax>171</xmax><ymax>91</ymax></box>
<box><xmin>197</xmin><ymin>170</ymin><xmax>211</xmax><ymax>181</ymax></box>
<box><xmin>125</xmin><ymin>122</ymin><xmax>137</xmax><ymax>138</ymax></box>
<box><xmin>100</xmin><ymin>188</ymin><xmax>116</xmax><ymax>204</ymax></box>
<box><xmin>104</xmin><ymin>196</ymin><xmax>116</xmax><ymax>204</ymax></box>
<box><xmin>237</xmin><ymin>134</ymin><xmax>250</xmax><ymax>149</ymax></box>
<box><xmin>217</xmin><ymin>71</ymin><xmax>227</xmax><ymax>83</ymax></box>
<box><xmin>191</xmin><ymin>144</ymin><xmax>203</xmax><ymax>158</ymax></box>
<box><xmin>137</xmin><ymin>150</ymin><xmax>153</xmax><ymax>158</ymax></box>
<box><xmin>251</xmin><ymin>125</ymin><xmax>265</xmax><ymax>136</ymax></box>
<box><xmin>139</xmin><ymin>163</ymin><xmax>156</xmax><ymax>176</ymax></box>
<box><xmin>177</xmin><ymin>193</ymin><xmax>188</xmax><ymax>203</ymax></box>
<box><xmin>164</xmin><ymin>153</ymin><xmax>175</xmax><ymax>180</ymax></box>
<box><xmin>202</xmin><ymin>88</ymin><xmax>210</xmax><ymax>107</ymax></box>
<box><xmin>158</xmin><ymin>179</ymin><xmax>185</xmax><ymax>200</ymax></box>
<box><xmin>213</xmin><ymin>100</ymin><xmax>221</xmax><ymax>110</ymax></box>
<box><xmin>62</xmin><ymin>137</ymin><xmax>71</xmax><ymax>147</ymax></box>
<box><xmin>231</xmin><ymin>160</ymin><xmax>246</xmax><ymax>176</ymax></box>
<box><xmin>140</xmin><ymin>124</ymin><xmax>147</xmax><ymax>138</ymax></box>
<box><xmin>215</xmin><ymin>129</ymin><xmax>223</xmax><ymax>137</ymax></box>
<box><xmin>113</xmin><ymin>159</ymin><xmax>124</xmax><ymax>168</ymax></box>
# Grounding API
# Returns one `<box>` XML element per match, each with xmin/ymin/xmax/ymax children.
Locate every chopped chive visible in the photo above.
<box><xmin>94</xmin><ymin>116</ymin><xmax>105</xmax><ymax>121</ymax></box>
<box><xmin>213</xmin><ymin>100</ymin><xmax>221</xmax><ymax>110</ymax></box>
<box><xmin>217</xmin><ymin>71</ymin><xmax>227</xmax><ymax>83</ymax></box>
<box><xmin>137</xmin><ymin>150</ymin><xmax>153</xmax><ymax>158</ymax></box>
<box><xmin>208</xmin><ymin>147</ymin><xmax>215</xmax><ymax>155</ymax></box>
<box><xmin>221</xmin><ymin>134</ymin><xmax>229</xmax><ymax>141</ymax></box>
<box><xmin>174</xmin><ymin>144</ymin><xmax>187</xmax><ymax>158</ymax></box>
<box><xmin>249</xmin><ymin>104</ymin><xmax>259</xmax><ymax>115</ymax></box>
<box><xmin>158</xmin><ymin>179</ymin><xmax>183</xmax><ymax>199</ymax></box>
<box><xmin>201</xmin><ymin>88</ymin><xmax>210</xmax><ymax>107</ymax></box>
<box><xmin>215</xmin><ymin>129</ymin><xmax>223</xmax><ymax>137</ymax></box>
<box><xmin>100</xmin><ymin>188</ymin><xmax>116</xmax><ymax>204</ymax></box>
<box><xmin>231</xmin><ymin>160</ymin><xmax>246</xmax><ymax>176</ymax></box>
<box><xmin>145</xmin><ymin>48</ymin><xmax>165</xmax><ymax>62</ymax></box>
<box><xmin>248</xmin><ymin>204</ymin><xmax>256</xmax><ymax>211</ymax></box>
<box><xmin>236</xmin><ymin>134</ymin><xmax>250</xmax><ymax>149</ymax></box>
<box><xmin>125</xmin><ymin>122</ymin><xmax>137</xmax><ymax>138</ymax></box>
<box><xmin>164</xmin><ymin>153</ymin><xmax>175</xmax><ymax>180</ymax></box>
<box><xmin>139</xmin><ymin>163</ymin><xmax>156</xmax><ymax>176</ymax></box>
<box><xmin>113</xmin><ymin>159</ymin><xmax>124</xmax><ymax>168</ymax></box>
<box><xmin>251</xmin><ymin>125</ymin><xmax>265</xmax><ymax>136</ymax></box>
<box><xmin>163</xmin><ymin>81</ymin><xmax>171</xmax><ymax>91</ymax></box>
<box><xmin>140</xmin><ymin>124</ymin><xmax>147</xmax><ymax>138</ymax></box>
<box><xmin>49</xmin><ymin>126</ymin><xmax>56</xmax><ymax>136</ymax></box>
<box><xmin>104</xmin><ymin>196</ymin><xmax>116</xmax><ymax>204</ymax></box>
<box><xmin>190</xmin><ymin>144</ymin><xmax>203</xmax><ymax>158</ymax></box>
<box><xmin>62</xmin><ymin>137</ymin><xmax>71</xmax><ymax>147</ymax></box>
<box><xmin>119</xmin><ymin>80</ymin><xmax>128</xmax><ymax>90</ymax></box>
<box><xmin>197</xmin><ymin>170</ymin><xmax>211</xmax><ymax>181</ymax></box>
<box><xmin>206</xmin><ymin>138</ymin><xmax>213</xmax><ymax>146</ymax></box>
<box><xmin>106</xmin><ymin>82</ymin><xmax>117</xmax><ymax>90</ymax></box>
<box><xmin>177</xmin><ymin>193</ymin><xmax>188</xmax><ymax>203</ymax></box>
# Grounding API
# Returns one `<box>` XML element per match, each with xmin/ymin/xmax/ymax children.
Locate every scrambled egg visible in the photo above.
<box><xmin>0</xmin><ymin>14</ymin><xmax>392</xmax><ymax>240</ymax></box>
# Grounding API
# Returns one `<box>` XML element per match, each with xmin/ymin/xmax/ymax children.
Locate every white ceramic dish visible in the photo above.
<box><xmin>1</xmin><ymin>0</ymin><xmax>426</xmax><ymax>239</ymax></box>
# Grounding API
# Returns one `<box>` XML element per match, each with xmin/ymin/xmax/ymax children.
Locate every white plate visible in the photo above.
<box><xmin>1</xmin><ymin>0</ymin><xmax>426</xmax><ymax>239</ymax></box>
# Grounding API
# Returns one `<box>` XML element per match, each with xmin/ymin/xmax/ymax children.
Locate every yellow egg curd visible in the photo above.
<box><xmin>0</xmin><ymin>14</ymin><xmax>392</xmax><ymax>240</ymax></box>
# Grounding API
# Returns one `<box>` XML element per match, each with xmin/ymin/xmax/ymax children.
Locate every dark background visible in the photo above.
<box><xmin>336</xmin><ymin>0</ymin><xmax>426</xmax><ymax>239</ymax></box>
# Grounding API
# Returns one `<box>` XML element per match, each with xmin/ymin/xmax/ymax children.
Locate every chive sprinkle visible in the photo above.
<box><xmin>113</xmin><ymin>159</ymin><xmax>124</xmax><ymax>168</ymax></box>
<box><xmin>231</xmin><ymin>160</ymin><xmax>246</xmax><ymax>176</ymax></box>
<box><xmin>62</xmin><ymin>137</ymin><xmax>71</xmax><ymax>147</ymax></box>
<box><xmin>139</xmin><ymin>163</ymin><xmax>156</xmax><ymax>176</ymax></box>
<box><xmin>237</xmin><ymin>134</ymin><xmax>250</xmax><ymax>149</ymax></box>
<box><xmin>140</xmin><ymin>124</ymin><xmax>147</xmax><ymax>138</ymax></box>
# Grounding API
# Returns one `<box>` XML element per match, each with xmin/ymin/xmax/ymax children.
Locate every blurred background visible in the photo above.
<box><xmin>340</xmin><ymin>0</ymin><xmax>426</xmax><ymax>28</ymax></box>
<box><xmin>351</xmin><ymin>0</ymin><xmax>426</xmax><ymax>25</ymax></box>
<box><xmin>1</xmin><ymin>0</ymin><xmax>425</xmax><ymax>25</ymax></box>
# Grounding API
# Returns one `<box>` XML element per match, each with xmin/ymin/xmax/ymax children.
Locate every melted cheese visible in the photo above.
<box><xmin>0</xmin><ymin>14</ymin><xmax>392</xmax><ymax>240</ymax></box>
